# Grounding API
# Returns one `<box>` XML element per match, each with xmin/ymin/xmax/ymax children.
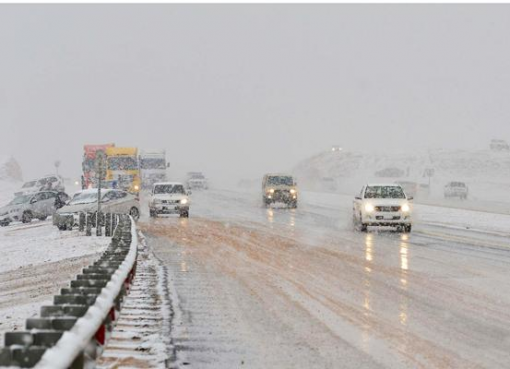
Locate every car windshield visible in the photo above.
<box><xmin>365</xmin><ymin>186</ymin><xmax>406</xmax><ymax>199</ymax></box>
<box><xmin>69</xmin><ymin>192</ymin><xmax>99</xmax><ymax>205</ymax></box>
<box><xmin>22</xmin><ymin>181</ymin><xmax>36</xmax><ymax>188</ymax></box>
<box><xmin>154</xmin><ymin>184</ymin><xmax>185</xmax><ymax>194</ymax></box>
<box><xmin>140</xmin><ymin>158</ymin><xmax>166</xmax><ymax>169</ymax></box>
<box><xmin>9</xmin><ymin>195</ymin><xmax>32</xmax><ymax>205</ymax></box>
<box><xmin>267</xmin><ymin>176</ymin><xmax>293</xmax><ymax>186</ymax></box>
<box><xmin>108</xmin><ymin>156</ymin><xmax>138</xmax><ymax>171</ymax></box>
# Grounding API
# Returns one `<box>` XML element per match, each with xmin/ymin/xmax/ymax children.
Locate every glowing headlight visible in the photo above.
<box><xmin>74</xmin><ymin>181</ymin><xmax>79</xmax><ymax>186</ymax></box>
<box><xmin>134</xmin><ymin>185</ymin><xmax>140</xmax><ymax>191</ymax></box>
<box><xmin>401</xmin><ymin>203</ymin><xmax>410</xmax><ymax>212</ymax></box>
<box><xmin>180</xmin><ymin>198</ymin><xmax>188</xmax><ymax>205</ymax></box>
<box><xmin>364</xmin><ymin>204</ymin><xmax>375</xmax><ymax>212</ymax></box>
<box><xmin>290</xmin><ymin>189</ymin><xmax>296</xmax><ymax>194</ymax></box>
<box><xmin>268</xmin><ymin>188</ymin><xmax>275</xmax><ymax>194</ymax></box>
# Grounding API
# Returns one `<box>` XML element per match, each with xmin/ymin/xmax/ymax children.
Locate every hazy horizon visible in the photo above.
<box><xmin>2</xmin><ymin>5</ymin><xmax>510</xmax><ymax>185</ymax></box>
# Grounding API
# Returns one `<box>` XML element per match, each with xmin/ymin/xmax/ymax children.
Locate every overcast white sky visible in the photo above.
<box><xmin>1</xmin><ymin>5</ymin><xmax>510</xmax><ymax>184</ymax></box>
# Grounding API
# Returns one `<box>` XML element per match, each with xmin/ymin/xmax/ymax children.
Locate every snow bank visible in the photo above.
<box><xmin>35</xmin><ymin>218</ymin><xmax>138</xmax><ymax>369</ymax></box>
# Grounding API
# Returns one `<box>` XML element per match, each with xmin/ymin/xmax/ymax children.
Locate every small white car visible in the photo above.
<box><xmin>53</xmin><ymin>189</ymin><xmax>140</xmax><ymax>230</ymax></box>
<box><xmin>149</xmin><ymin>182</ymin><xmax>190</xmax><ymax>218</ymax></box>
<box><xmin>186</xmin><ymin>172</ymin><xmax>208</xmax><ymax>190</ymax></box>
<box><xmin>0</xmin><ymin>191</ymin><xmax>69</xmax><ymax>226</ymax></box>
<box><xmin>353</xmin><ymin>184</ymin><xmax>413</xmax><ymax>232</ymax></box>
<box><xmin>444</xmin><ymin>181</ymin><xmax>468</xmax><ymax>200</ymax></box>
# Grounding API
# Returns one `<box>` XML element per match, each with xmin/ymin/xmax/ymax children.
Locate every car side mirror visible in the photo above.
<box><xmin>166</xmin><ymin>162</ymin><xmax>170</xmax><ymax>168</ymax></box>
<box><xmin>355</xmin><ymin>196</ymin><xmax>362</xmax><ymax>200</ymax></box>
<box><xmin>408</xmin><ymin>196</ymin><xmax>414</xmax><ymax>201</ymax></box>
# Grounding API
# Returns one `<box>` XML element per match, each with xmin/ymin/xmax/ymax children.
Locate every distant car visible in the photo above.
<box><xmin>0</xmin><ymin>191</ymin><xmax>69</xmax><ymax>226</ymax></box>
<box><xmin>53</xmin><ymin>189</ymin><xmax>140</xmax><ymax>230</ymax></box>
<box><xmin>490</xmin><ymin>139</ymin><xmax>510</xmax><ymax>151</ymax></box>
<box><xmin>444</xmin><ymin>181</ymin><xmax>468</xmax><ymax>200</ymax></box>
<box><xmin>149</xmin><ymin>182</ymin><xmax>190</xmax><ymax>218</ymax></box>
<box><xmin>331</xmin><ymin>146</ymin><xmax>343</xmax><ymax>152</ymax></box>
<box><xmin>15</xmin><ymin>175</ymin><xmax>65</xmax><ymax>197</ymax></box>
<box><xmin>353</xmin><ymin>184</ymin><xmax>413</xmax><ymax>232</ymax></box>
<box><xmin>262</xmin><ymin>174</ymin><xmax>298</xmax><ymax>208</ymax></box>
<box><xmin>186</xmin><ymin>172</ymin><xmax>208</xmax><ymax>190</ymax></box>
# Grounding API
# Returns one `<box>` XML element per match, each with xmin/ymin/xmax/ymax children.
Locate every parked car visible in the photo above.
<box><xmin>444</xmin><ymin>181</ymin><xmax>468</xmax><ymax>200</ymax></box>
<box><xmin>15</xmin><ymin>175</ymin><xmax>65</xmax><ymax>197</ymax></box>
<box><xmin>53</xmin><ymin>189</ymin><xmax>140</xmax><ymax>230</ymax></box>
<box><xmin>262</xmin><ymin>173</ymin><xmax>298</xmax><ymax>208</ymax></box>
<box><xmin>149</xmin><ymin>182</ymin><xmax>190</xmax><ymax>218</ymax></box>
<box><xmin>0</xmin><ymin>191</ymin><xmax>69</xmax><ymax>226</ymax></box>
<box><xmin>490</xmin><ymin>139</ymin><xmax>510</xmax><ymax>151</ymax></box>
<box><xmin>353</xmin><ymin>184</ymin><xmax>413</xmax><ymax>232</ymax></box>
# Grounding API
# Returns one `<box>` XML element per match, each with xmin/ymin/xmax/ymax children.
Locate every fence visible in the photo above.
<box><xmin>0</xmin><ymin>214</ymin><xmax>138</xmax><ymax>368</ymax></box>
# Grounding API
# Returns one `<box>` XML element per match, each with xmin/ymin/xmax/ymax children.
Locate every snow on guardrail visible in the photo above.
<box><xmin>0</xmin><ymin>214</ymin><xmax>138</xmax><ymax>369</ymax></box>
<box><xmin>35</xmin><ymin>217</ymin><xmax>138</xmax><ymax>369</ymax></box>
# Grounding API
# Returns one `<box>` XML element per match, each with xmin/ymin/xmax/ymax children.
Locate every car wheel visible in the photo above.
<box><xmin>38</xmin><ymin>215</ymin><xmax>48</xmax><ymax>221</ymax></box>
<box><xmin>360</xmin><ymin>223</ymin><xmax>368</xmax><ymax>232</ymax></box>
<box><xmin>0</xmin><ymin>221</ymin><xmax>9</xmax><ymax>227</ymax></box>
<box><xmin>149</xmin><ymin>210</ymin><xmax>155</xmax><ymax>218</ymax></box>
<box><xmin>129</xmin><ymin>207</ymin><xmax>140</xmax><ymax>220</ymax></box>
<box><xmin>180</xmin><ymin>211</ymin><xmax>189</xmax><ymax>218</ymax></box>
<box><xmin>22</xmin><ymin>211</ymin><xmax>33</xmax><ymax>224</ymax></box>
<box><xmin>404</xmin><ymin>225</ymin><xmax>412</xmax><ymax>233</ymax></box>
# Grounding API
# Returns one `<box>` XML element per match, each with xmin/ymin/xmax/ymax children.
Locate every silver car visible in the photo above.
<box><xmin>0</xmin><ymin>191</ymin><xmax>69</xmax><ymax>226</ymax></box>
<box><xmin>53</xmin><ymin>189</ymin><xmax>140</xmax><ymax>230</ymax></box>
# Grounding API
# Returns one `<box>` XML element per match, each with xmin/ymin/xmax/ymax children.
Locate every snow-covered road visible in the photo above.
<box><xmin>140</xmin><ymin>189</ymin><xmax>510</xmax><ymax>369</ymax></box>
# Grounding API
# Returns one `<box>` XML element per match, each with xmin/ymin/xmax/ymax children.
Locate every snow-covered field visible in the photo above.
<box><xmin>140</xmin><ymin>188</ymin><xmax>510</xmax><ymax>369</ymax></box>
<box><xmin>0</xmin><ymin>221</ymin><xmax>110</xmax><ymax>345</ymax></box>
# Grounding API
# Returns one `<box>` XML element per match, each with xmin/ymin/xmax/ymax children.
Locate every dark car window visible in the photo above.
<box><xmin>33</xmin><ymin>193</ymin><xmax>46</xmax><ymax>202</ymax></box>
<box><xmin>45</xmin><ymin>192</ymin><xmax>57</xmax><ymax>199</ymax></box>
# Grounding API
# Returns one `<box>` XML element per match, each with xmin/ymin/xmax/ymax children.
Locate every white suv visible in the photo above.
<box><xmin>444</xmin><ymin>181</ymin><xmax>468</xmax><ymax>200</ymax></box>
<box><xmin>353</xmin><ymin>184</ymin><xmax>413</xmax><ymax>232</ymax></box>
<box><xmin>149</xmin><ymin>182</ymin><xmax>190</xmax><ymax>218</ymax></box>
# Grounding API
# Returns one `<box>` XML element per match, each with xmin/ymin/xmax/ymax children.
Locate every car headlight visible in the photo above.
<box><xmin>290</xmin><ymin>189</ymin><xmax>296</xmax><ymax>194</ymax></box>
<box><xmin>401</xmin><ymin>203</ymin><xmax>410</xmax><ymax>212</ymax></box>
<box><xmin>134</xmin><ymin>185</ymin><xmax>140</xmax><ymax>191</ymax></box>
<box><xmin>180</xmin><ymin>198</ymin><xmax>188</xmax><ymax>205</ymax></box>
<box><xmin>268</xmin><ymin>188</ymin><xmax>275</xmax><ymax>194</ymax></box>
<box><xmin>364</xmin><ymin>204</ymin><xmax>375</xmax><ymax>212</ymax></box>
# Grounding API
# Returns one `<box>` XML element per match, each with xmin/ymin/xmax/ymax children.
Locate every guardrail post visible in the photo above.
<box><xmin>105</xmin><ymin>213</ymin><xmax>111</xmax><ymax>237</ymax></box>
<box><xmin>86</xmin><ymin>213</ymin><xmax>92</xmax><ymax>236</ymax></box>
<box><xmin>96</xmin><ymin>212</ymin><xmax>102</xmax><ymax>237</ymax></box>
<box><xmin>79</xmin><ymin>212</ymin><xmax>85</xmax><ymax>232</ymax></box>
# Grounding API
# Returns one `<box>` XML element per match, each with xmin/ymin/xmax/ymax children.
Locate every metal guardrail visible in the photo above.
<box><xmin>0</xmin><ymin>215</ymin><xmax>138</xmax><ymax>368</ymax></box>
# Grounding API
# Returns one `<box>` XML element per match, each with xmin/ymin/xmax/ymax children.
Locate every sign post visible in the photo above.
<box><xmin>95</xmin><ymin>151</ymin><xmax>107</xmax><ymax>236</ymax></box>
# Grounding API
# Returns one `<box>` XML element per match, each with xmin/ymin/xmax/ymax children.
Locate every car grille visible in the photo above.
<box><xmin>162</xmin><ymin>200</ymin><xmax>179</xmax><ymax>204</ymax></box>
<box><xmin>375</xmin><ymin>206</ymin><xmax>401</xmax><ymax>212</ymax></box>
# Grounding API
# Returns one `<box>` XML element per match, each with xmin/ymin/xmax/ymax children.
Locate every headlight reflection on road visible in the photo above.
<box><xmin>266</xmin><ymin>209</ymin><xmax>274</xmax><ymax>225</ymax></box>
<box><xmin>399</xmin><ymin>234</ymin><xmax>410</xmax><ymax>328</ymax></box>
<box><xmin>362</xmin><ymin>233</ymin><xmax>374</xmax><ymax>352</ymax></box>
